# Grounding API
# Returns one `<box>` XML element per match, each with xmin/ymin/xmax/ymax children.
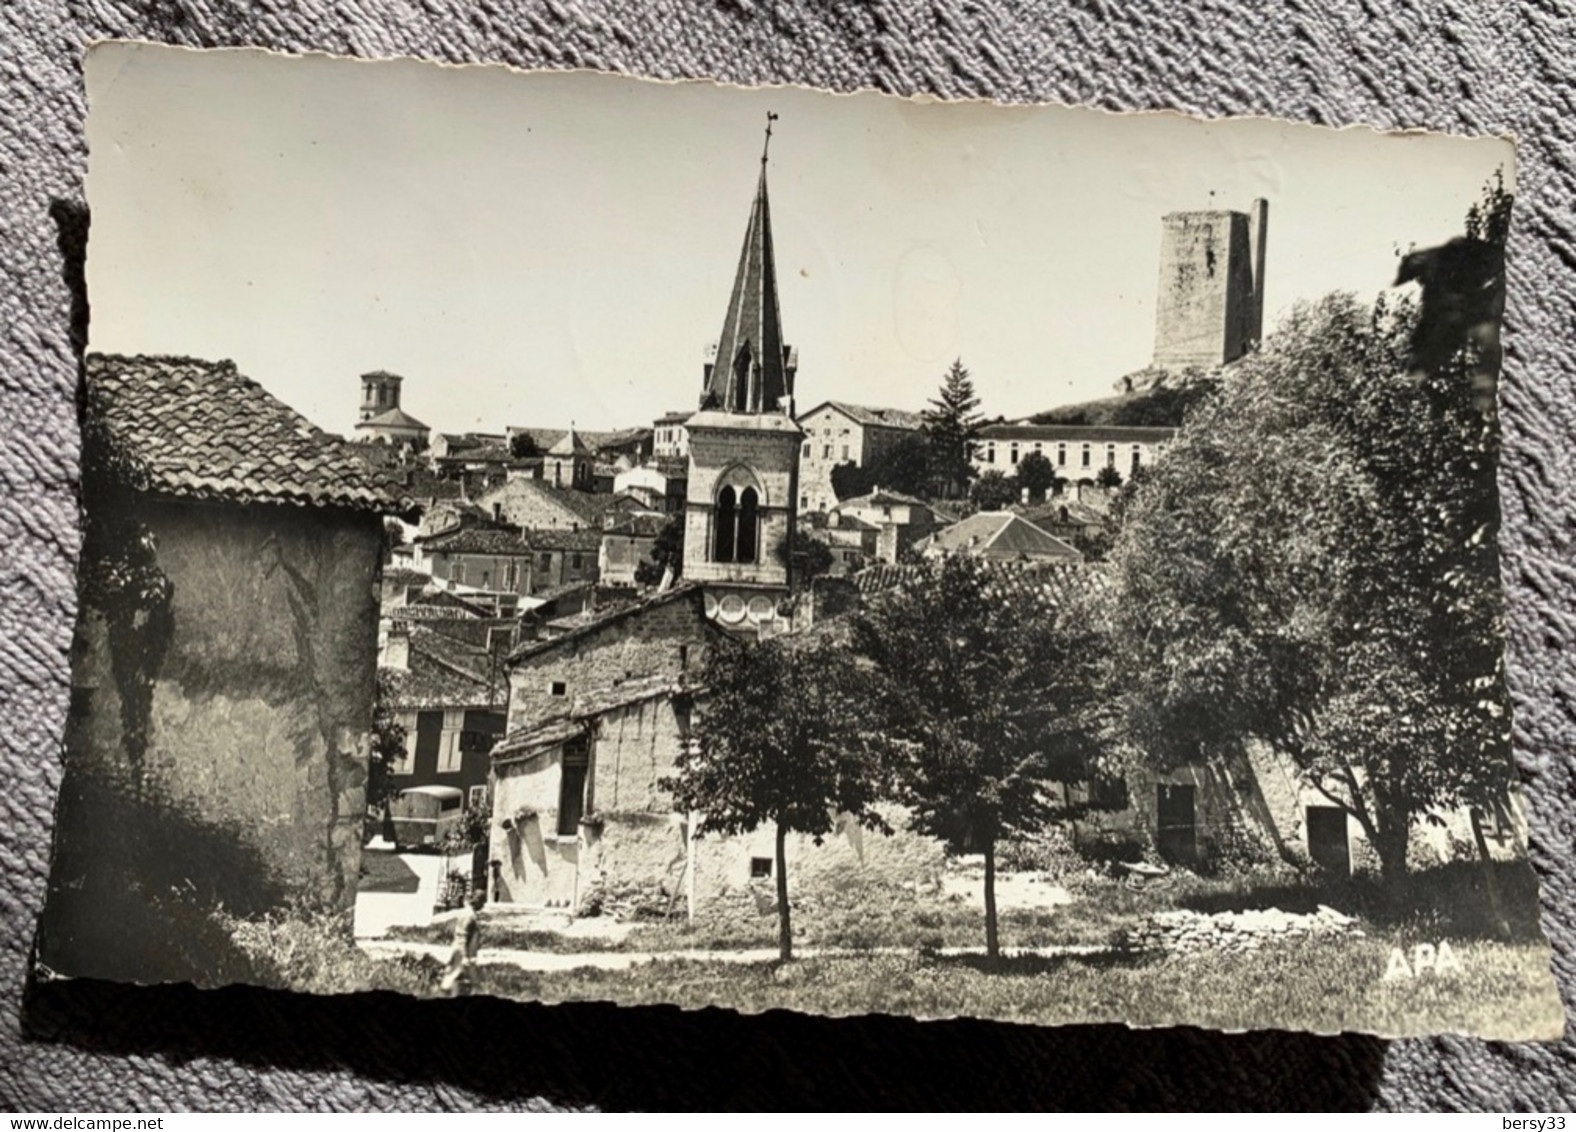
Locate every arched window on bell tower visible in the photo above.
<box><xmin>714</xmin><ymin>486</ymin><xmax>737</xmax><ymax>562</ymax></box>
<box><xmin>736</xmin><ymin>487</ymin><xmax>759</xmax><ymax>564</ymax></box>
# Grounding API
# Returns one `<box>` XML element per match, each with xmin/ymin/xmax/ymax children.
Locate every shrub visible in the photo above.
<box><xmin>219</xmin><ymin>905</ymin><xmax>440</xmax><ymax>996</ymax></box>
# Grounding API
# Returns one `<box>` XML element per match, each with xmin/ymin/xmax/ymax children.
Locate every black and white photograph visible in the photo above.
<box><xmin>36</xmin><ymin>39</ymin><xmax>1561</xmax><ymax>1041</ymax></box>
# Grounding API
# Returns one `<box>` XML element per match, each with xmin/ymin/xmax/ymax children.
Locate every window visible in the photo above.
<box><xmin>1081</xmin><ymin>443</ymin><xmax>1092</xmax><ymax>468</ymax></box>
<box><xmin>468</xmin><ymin>785</ymin><xmax>487</xmax><ymax>810</ymax></box>
<box><xmin>1131</xmin><ymin>445</ymin><xmax>1142</xmax><ymax>475</ymax></box>
<box><xmin>712</xmin><ymin>484</ymin><xmax>760</xmax><ymax>564</ymax></box>
<box><xmin>452</xmin><ymin>561</ymin><xmax>465</xmax><ymax>585</ymax></box>
<box><xmin>1057</xmin><ymin>442</ymin><xmax>1067</xmax><ymax>467</ymax></box>
<box><xmin>678</xmin><ymin>645</ymin><xmax>690</xmax><ymax>672</ymax></box>
<box><xmin>984</xmin><ymin>443</ymin><xmax>996</xmax><ymax>464</ymax></box>
<box><xmin>480</xmin><ymin>571</ymin><xmax>491</xmax><ymax>588</ymax></box>
<box><xmin>822</xmin><ymin>445</ymin><xmax>831</xmax><ymax>459</ymax></box>
<box><xmin>800</xmin><ymin>495</ymin><xmax>808</xmax><ymax>510</ymax></box>
<box><xmin>557</xmin><ymin>739</ymin><xmax>591</xmax><ymax>836</ymax></box>
<box><xmin>550</xmin><ymin>680</ymin><xmax>567</xmax><ymax>697</ymax></box>
<box><xmin>749</xmin><ymin>856</ymin><xmax>773</xmax><ymax>879</ymax></box>
<box><xmin>1033</xmin><ymin>442</ymin><xmax>1043</xmax><ymax>454</ymax></box>
<box><xmin>802</xmin><ymin>442</ymin><xmax>810</xmax><ymax>457</ymax></box>
<box><xmin>503</xmin><ymin>561</ymin><xmax>518</xmax><ymax>589</ymax></box>
<box><xmin>1106</xmin><ymin>443</ymin><xmax>1117</xmax><ymax>468</ymax></box>
<box><xmin>1009</xmin><ymin>442</ymin><xmax>1020</xmax><ymax>465</ymax></box>
<box><xmin>841</xmin><ymin>445</ymin><xmax>849</xmax><ymax>460</ymax></box>
<box><xmin>570</xmin><ymin>552</ymin><xmax>583</xmax><ymax>570</ymax></box>
<box><xmin>540</xmin><ymin>553</ymin><xmax>552</xmax><ymax>571</ymax></box>
<box><xmin>437</xmin><ymin>710</ymin><xmax>465</xmax><ymax>774</ymax></box>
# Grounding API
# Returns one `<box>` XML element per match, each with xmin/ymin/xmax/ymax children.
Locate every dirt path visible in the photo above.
<box><xmin>358</xmin><ymin>937</ymin><xmax>1116</xmax><ymax>972</ymax></box>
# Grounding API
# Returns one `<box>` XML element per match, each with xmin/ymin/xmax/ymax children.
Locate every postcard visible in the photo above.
<box><xmin>37</xmin><ymin>40</ymin><xmax>1561</xmax><ymax>1040</ymax></box>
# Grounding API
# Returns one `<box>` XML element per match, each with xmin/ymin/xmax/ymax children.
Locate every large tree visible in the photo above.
<box><xmin>1014</xmin><ymin>451</ymin><xmax>1060</xmax><ymax>502</ymax></box>
<box><xmin>661</xmin><ymin>634</ymin><xmax>889</xmax><ymax>962</ymax></box>
<box><xmin>922</xmin><ymin>359</ymin><xmax>984</xmax><ymax>500</ymax></box>
<box><xmin>849</xmin><ymin>556</ymin><xmax>1108</xmax><ymax>957</ymax></box>
<box><xmin>830</xmin><ymin>432</ymin><xmax>932</xmax><ymax>501</ymax></box>
<box><xmin>1106</xmin><ymin>272</ymin><xmax>1511</xmax><ymax>884</ymax></box>
<box><xmin>969</xmin><ymin>468</ymin><xmax>1019</xmax><ymax>511</ymax></box>
<box><xmin>634</xmin><ymin>515</ymin><xmax>685</xmax><ymax>587</ymax></box>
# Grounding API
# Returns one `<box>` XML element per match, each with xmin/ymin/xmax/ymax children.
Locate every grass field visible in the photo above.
<box><xmin>369</xmin><ymin>859</ymin><xmax>1564</xmax><ymax>1039</ymax></box>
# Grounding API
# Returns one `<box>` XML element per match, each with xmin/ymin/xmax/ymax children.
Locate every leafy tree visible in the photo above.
<box><xmin>1014</xmin><ymin>451</ymin><xmax>1060</xmax><ymax>502</ymax></box>
<box><xmin>773</xmin><ymin>528</ymin><xmax>836</xmax><ymax>582</ymax></box>
<box><xmin>1106</xmin><ymin>276</ymin><xmax>1511</xmax><ymax>885</ymax></box>
<box><xmin>922</xmin><ymin>359</ymin><xmax>984</xmax><ymax>500</ymax></box>
<box><xmin>1094</xmin><ymin>464</ymin><xmax>1124</xmax><ymax>490</ymax></box>
<box><xmin>969</xmin><ymin>468</ymin><xmax>1019</xmax><ymax>510</ymax></box>
<box><xmin>634</xmin><ymin>515</ymin><xmax>685</xmax><ymax>587</ymax></box>
<box><xmin>366</xmin><ymin>669</ymin><xmax>408</xmax><ymax>841</ymax></box>
<box><xmin>509</xmin><ymin>431</ymin><xmax>542</xmax><ymax>459</ymax></box>
<box><xmin>850</xmin><ymin>556</ymin><xmax>1108</xmax><ymax>957</ymax></box>
<box><xmin>830</xmin><ymin>432</ymin><xmax>933</xmax><ymax>501</ymax></box>
<box><xmin>662</xmin><ymin>635</ymin><xmax>889</xmax><ymax>961</ymax></box>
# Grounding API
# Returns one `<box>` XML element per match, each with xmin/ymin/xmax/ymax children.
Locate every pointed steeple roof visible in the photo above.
<box><xmin>700</xmin><ymin>119</ymin><xmax>792</xmax><ymax>416</ymax></box>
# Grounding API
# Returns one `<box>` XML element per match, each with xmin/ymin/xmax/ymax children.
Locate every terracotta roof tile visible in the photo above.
<box><xmin>87</xmin><ymin>354</ymin><xmax>414</xmax><ymax>516</ymax></box>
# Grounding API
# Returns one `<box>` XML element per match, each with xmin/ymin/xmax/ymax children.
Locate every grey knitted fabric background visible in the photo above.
<box><xmin>2</xmin><ymin>0</ymin><xmax>1573</xmax><ymax>1112</ymax></box>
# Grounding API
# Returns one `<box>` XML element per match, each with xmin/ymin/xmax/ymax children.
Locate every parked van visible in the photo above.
<box><xmin>388</xmin><ymin>785</ymin><xmax>464</xmax><ymax>850</ymax></box>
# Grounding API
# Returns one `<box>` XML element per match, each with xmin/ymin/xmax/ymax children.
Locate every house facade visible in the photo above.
<box><xmin>973</xmin><ymin>423</ymin><xmax>1177</xmax><ymax>484</ymax></box>
<box><xmin>795</xmin><ymin>400</ymin><xmax>924</xmax><ymax>514</ymax></box>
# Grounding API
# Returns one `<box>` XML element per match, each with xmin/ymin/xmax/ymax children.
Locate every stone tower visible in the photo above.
<box><xmin>1152</xmin><ymin>199</ymin><xmax>1268</xmax><ymax>370</ymax></box>
<box><xmin>359</xmin><ymin>370</ymin><xmax>404</xmax><ymax>421</ymax></box>
<box><xmin>682</xmin><ymin>116</ymin><xmax>804</xmax><ymax>632</ymax></box>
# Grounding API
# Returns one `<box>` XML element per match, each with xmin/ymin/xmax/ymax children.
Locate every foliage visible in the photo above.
<box><xmin>1014</xmin><ymin>451</ymin><xmax>1060</xmax><ymax>502</ymax></box>
<box><xmin>773</xmin><ymin>528</ymin><xmax>836</xmax><ymax>583</ymax></box>
<box><xmin>661</xmin><ymin>634</ymin><xmax>891</xmax><ymax>960</ymax></box>
<box><xmin>634</xmin><ymin>514</ymin><xmax>685</xmax><ymax>586</ymax></box>
<box><xmin>509</xmin><ymin>431</ymin><xmax>542</xmax><ymax>459</ymax></box>
<box><xmin>830</xmin><ymin>432</ymin><xmax>933</xmax><ymax>501</ymax></box>
<box><xmin>849</xmin><ymin>555</ymin><xmax>1110</xmax><ymax>956</ymax></box>
<box><xmin>1094</xmin><ymin>464</ymin><xmax>1124</xmax><ymax>490</ymax></box>
<box><xmin>968</xmin><ymin>468</ymin><xmax>1018</xmax><ymax>511</ymax></box>
<box><xmin>921</xmin><ymin>359</ymin><xmax>984</xmax><ymax>500</ymax></box>
<box><xmin>1107</xmin><ymin>281</ymin><xmax>1512</xmax><ymax>885</ymax></box>
<box><xmin>366</xmin><ymin>669</ymin><xmax>407</xmax><ymax>831</ymax></box>
<box><xmin>221</xmin><ymin>905</ymin><xmax>439</xmax><ymax>996</ymax></box>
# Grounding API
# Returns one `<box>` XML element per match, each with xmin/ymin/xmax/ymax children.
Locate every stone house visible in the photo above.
<box><xmin>831</xmin><ymin>487</ymin><xmax>940</xmax><ymax>564</ymax></box>
<box><xmin>488</xmin><ymin>584</ymin><xmax>722</xmax><ymax>905</ymax></box>
<box><xmin>474</xmin><ymin>476</ymin><xmax>611</xmax><ymax>532</ymax></box>
<box><xmin>416</xmin><ymin>524</ymin><xmax>603</xmax><ymax>597</ymax></box>
<box><xmin>794</xmin><ymin>400</ymin><xmax>925</xmax><ymax>514</ymax></box>
<box><xmin>40</xmin><ymin>354</ymin><xmax>410</xmax><ymax>984</ymax></box>
<box><xmin>380</xmin><ymin>621</ymin><xmax>509</xmax><ymax>812</ymax></box>
<box><xmin>915</xmin><ymin>511</ymin><xmax>1082</xmax><ymax>563</ymax></box>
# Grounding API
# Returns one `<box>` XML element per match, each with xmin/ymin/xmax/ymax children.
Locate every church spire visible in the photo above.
<box><xmin>700</xmin><ymin>114</ymin><xmax>791</xmax><ymax>416</ymax></box>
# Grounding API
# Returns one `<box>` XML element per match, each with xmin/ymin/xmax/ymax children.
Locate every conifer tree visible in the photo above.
<box><xmin>922</xmin><ymin>359</ymin><xmax>984</xmax><ymax>500</ymax></box>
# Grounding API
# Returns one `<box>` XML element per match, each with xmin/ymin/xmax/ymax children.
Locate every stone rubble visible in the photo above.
<box><xmin>1128</xmin><ymin>903</ymin><xmax>1363</xmax><ymax>956</ymax></box>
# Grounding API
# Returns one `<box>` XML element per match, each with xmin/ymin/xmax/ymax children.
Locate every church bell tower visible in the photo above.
<box><xmin>681</xmin><ymin>115</ymin><xmax>804</xmax><ymax>632</ymax></box>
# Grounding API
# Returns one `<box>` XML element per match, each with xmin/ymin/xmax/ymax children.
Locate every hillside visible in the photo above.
<box><xmin>1029</xmin><ymin>366</ymin><xmax>1220</xmax><ymax>428</ymax></box>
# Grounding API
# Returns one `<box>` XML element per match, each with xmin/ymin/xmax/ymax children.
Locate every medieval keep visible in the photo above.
<box><xmin>1152</xmin><ymin>199</ymin><xmax>1268</xmax><ymax>370</ymax></box>
<box><xmin>681</xmin><ymin>120</ymin><xmax>805</xmax><ymax>632</ymax></box>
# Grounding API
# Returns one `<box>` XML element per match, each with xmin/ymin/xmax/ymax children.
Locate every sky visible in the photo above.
<box><xmin>84</xmin><ymin>43</ymin><xmax>1515</xmax><ymax>436</ymax></box>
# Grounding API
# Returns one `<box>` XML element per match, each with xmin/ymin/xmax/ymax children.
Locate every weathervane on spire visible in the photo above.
<box><xmin>761</xmin><ymin>111</ymin><xmax>779</xmax><ymax>166</ymax></box>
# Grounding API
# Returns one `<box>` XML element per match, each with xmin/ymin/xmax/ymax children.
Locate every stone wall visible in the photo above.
<box><xmin>41</xmin><ymin>497</ymin><xmax>384</xmax><ymax>982</ymax></box>
<box><xmin>505</xmin><ymin>590</ymin><xmax>711</xmax><ymax>730</ymax></box>
<box><xmin>1153</xmin><ymin>209</ymin><xmax>1259</xmax><ymax>370</ymax></box>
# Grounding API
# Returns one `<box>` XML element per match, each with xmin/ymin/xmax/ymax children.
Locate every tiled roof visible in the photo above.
<box><xmin>419</xmin><ymin>527</ymin><xmax>531</xmax><ymax>555</ymax></box>
<box><xmin>547</xmin><ymin>425</ymin><xmax>595</xmax><ymax>457</ymax></box>
<box><xmin>853</xmin><ymin>560</ymin><xmax>1104</xmax><ymax>606</ymax></box>
<box><xmin>571</xmin><ymin>673</ymin><xmax>690</xmax><ymax>719</ymax></box>
<box><xmin>492</xmin><ymin>715</ymin><xmax>587</xmax><ymax>762</ymax></box>
<box><xmin>434</xmin><ymin>442</ymin><xmax>512</xmax><ymax>464</ymax></box>
<box><xmin>508</xmin><ymin>582</ymin><xmax>704</xmax><ymax>663</ymax></box>
<box><xmin>919</xmin><ymin>512</ymin><xmax>1081</xmax><ymax>560</ymax></box>
<box><xmin>525</xmin><ymin>528</ymin><xmax>605</xmax><ymax>552</ymax></box>
<box><xmin>86</xmin><ymin>354</ymin><xmax>414</xmax><ymax>516</ymax></box>
<box><xmin>356</xmin><ymin>407</ymin><xmax>430</xmax><ymax>432</ymax></box>
<box><xmin>979</xmin><ymin>422</ymin><xmax>1177</xmax><ymax>444</ymax></box>
<box><xmin>384</xmin><ymin>625</ymin><xmax>507</xmax><ymax>711</ymax></box>
<box><xmin>511</xmin><ymin>426</ymin><xmax>650</xmax><ymax>455</ymax></box>
<box><xmin>836</xmin><ymin>487</ymin><xmax>936</xmax><ymax>516</ymax></box>
<box><xmin>801</xmin><ymin>401</ymin><xmax>926</xmax><ymax>431</ymax></box>
<box><xmin>604</xmin><ymin>513</ymin><xmax>668</xmax><ymax>538</ymax></box>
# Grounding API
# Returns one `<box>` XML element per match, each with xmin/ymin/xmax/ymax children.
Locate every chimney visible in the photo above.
<box><xmin>382</xmin><ymin>621</ymin><xmax>411</xmax><ymax>670</ymax></box>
